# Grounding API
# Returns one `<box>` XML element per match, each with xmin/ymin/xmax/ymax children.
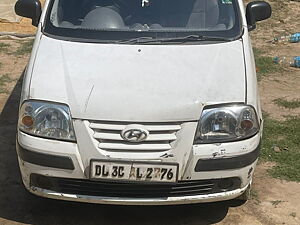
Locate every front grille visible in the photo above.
<box><xmin>30</xmin><ymin>174</ymin><xmax>241</xmax><ymax>198</ymax></box>
<box><xmin>87</xmin><ymin>121</ymin><xmax>181</xmax><ymax>152</ymax></box>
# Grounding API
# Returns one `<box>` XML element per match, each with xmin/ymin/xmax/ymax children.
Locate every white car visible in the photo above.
<box><xmin>15</xmin><ymin>0</ymin><xmax>271</xmax><ymax>205</ymax></box>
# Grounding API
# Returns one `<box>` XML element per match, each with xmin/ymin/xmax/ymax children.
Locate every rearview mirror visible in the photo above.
<box><xmin>15</xmin><ymin>0</ymin><xmax>42</xmax><ymax>27</ymax></box>
<box><xmin>246</xmin><ymin>1</ymin><xmax>272</xmax><ymax>31</ymax></box>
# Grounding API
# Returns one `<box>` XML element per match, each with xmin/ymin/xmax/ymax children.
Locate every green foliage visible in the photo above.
<box><xmin>15</xmin><ymin>40</ymin><xmax>34</xmax><ymax>55</ymax></box>
<box><xmin>0</xmin><ymin>74</ymin><xmax>13</xmax><ymax>94</ymax></box>
<box><xmin>0</xmin><ymin>43</ymin><xmax>10</xmax><ymax>53</ymax></box>
<box><xmin>261</xmin><ymin>116</ymin><xmax>300</xmax><ymax>181</ymax></box>
<box><xmin>253</xmin><ymin>48</ymin><xmax>283</xmax><ymax>81</ymax></box>
<box><xmin>273</xmin><ymin>98</ymin><xmax>300</xmax><ymax>109</ymax></box>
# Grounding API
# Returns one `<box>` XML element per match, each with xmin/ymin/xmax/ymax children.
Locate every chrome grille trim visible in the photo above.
<box><xmin>89</xmin><ymin>123</ymin><xmax>181</xmax><ymax>131</ymax></box>
<box><xmin>88</xmin><ymin>121</ymin><xmax>182</xmax><ymax>152</ymax></box>
<box><xmin>93</xmin><ymin>132</ymin><xmax>177</xmax><ymax>142</ymax></box>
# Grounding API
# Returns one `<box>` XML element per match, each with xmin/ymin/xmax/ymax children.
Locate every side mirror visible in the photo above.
<box><xmin>15</xmin><ymin>0</ymin><xmax>42</xmax><ymax>27</ymax></box>
<box><xmin>246</xmin><ymin>1</ymin><xmax>272</xmax><ymax>31</ymax></box>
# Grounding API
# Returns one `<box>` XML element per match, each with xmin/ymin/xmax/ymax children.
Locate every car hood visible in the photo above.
<box><xmin>30</xmin><ymin>36</ymin><xmax>245</xmax><ymax>122</ymax></box>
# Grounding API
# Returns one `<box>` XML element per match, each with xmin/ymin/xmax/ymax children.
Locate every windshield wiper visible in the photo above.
<box><xmin>116</xmin><ymin>35</ymin><xmax>232</xmax><ymax>44</ymax></box>
<box><xmin>115</xmin><ymin>36</ymin><xmax>154</xmax><ymax>44</ymax></box>
<box><xmin>156</xmin><ymin>35</ymin><xmax>232</xmax><ymax>43</ymax></box>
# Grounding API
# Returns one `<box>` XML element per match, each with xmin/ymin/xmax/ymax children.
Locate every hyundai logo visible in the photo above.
<box><xmin>121</xmin><ymin>125</ymin><xmax>149</xmax><ymax>143</ymax></box>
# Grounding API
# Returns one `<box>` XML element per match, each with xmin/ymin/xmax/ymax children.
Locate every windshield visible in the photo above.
<box><xmin>44</xmin><ymin>0</ymin><xmax>242</xmax><ymax>43</ymax></box>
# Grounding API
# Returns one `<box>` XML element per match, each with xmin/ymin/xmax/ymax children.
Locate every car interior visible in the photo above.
<box><xmin>50</xmin><ymin>0</ymin><xmax>235</xmax><ymax>31</ymax></box>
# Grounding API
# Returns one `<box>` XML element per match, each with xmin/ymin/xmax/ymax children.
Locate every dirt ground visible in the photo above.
<box><xmin>252</xmin><ymin>0</ymin><xmax>300</xmax><ymax>120</ymax></box>
<box><xmin>0</xmin><ymin>0</ymin><xmax>44</xmax><ymax>34</ymax></box>
<box><xmin>0</xmin><ymin>0</ymin><xmax>300</xmax><ymax>225</ymax></box>
<box><xmin>0</xmin><ymin>18</ymin><xmax>36</xmax><ymax>34</ymax></box>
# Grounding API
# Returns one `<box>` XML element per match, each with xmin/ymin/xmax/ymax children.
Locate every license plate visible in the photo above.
<box><xmin>90</xmin><ymin>160</ymin><xmax>178</xmax><ymax>183</ymax></box>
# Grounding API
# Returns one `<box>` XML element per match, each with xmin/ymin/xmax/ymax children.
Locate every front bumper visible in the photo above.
<box><xmin>17</xmin><ymin>130</ymin><xmax>260</xmax><ymax>205</ymax></box>
<box><xmin>29</xmin><ymin>183</ymin><xmax>250</xmax><ymax>205</ymax></box>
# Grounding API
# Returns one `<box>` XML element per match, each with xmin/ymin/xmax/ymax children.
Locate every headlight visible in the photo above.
<box><xmin>194</xmin><ymin>105</ymin><xmax>260</xmax><ymax>144</ymax></box>
<box><xmin>18</xmin><ymin>101</ymin><xmax>76</xmax><ymax>142</ymax></box>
